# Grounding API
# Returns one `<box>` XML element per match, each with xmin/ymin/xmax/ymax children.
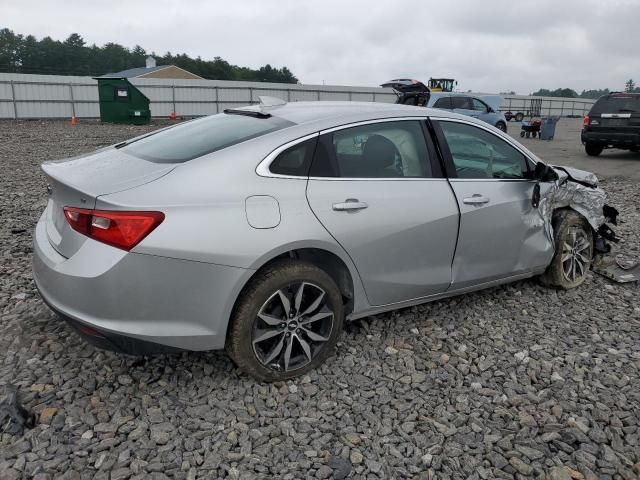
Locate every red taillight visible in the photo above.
<box><xmin>63</xmin><ymin>207</ymin><xmax>164</xmax><ymax>251</ymax></box>
<box><xmin>583</xmin><ymin>115</ymin><xmax>590</xmax><ymax>128</ymax></box>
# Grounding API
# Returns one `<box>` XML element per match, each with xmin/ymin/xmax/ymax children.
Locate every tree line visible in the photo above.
<box><xmin>531</xmin><ymin>79</ymin><xmax>640</xmax><ymax>99</ymax></box>
<box><xmin>0</xmin><ymin>29</ymin><xmax>299</xmax><ymax>83</ymax></box>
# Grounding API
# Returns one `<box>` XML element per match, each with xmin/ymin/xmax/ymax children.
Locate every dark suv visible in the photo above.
<box><xmin>581</xmin><ymin>93</ymin><xmax>640</xmax><ymax>156</ymax></box>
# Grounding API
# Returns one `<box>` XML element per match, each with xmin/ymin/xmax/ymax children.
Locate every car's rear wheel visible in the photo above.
<box><xmin>495</xmin><ymin>121</ymin><xmax>507</xmax><ymax>132</ymax></box>
<box><xmin>540</xmin><ymin>210</ymin><xmax>593</xmax><ymax>289</ymax></box>
<box><xmin>227</xmin><ymin>260</ymin><xmax>344</xmax><ymax>381</ymax></box>
<box><xmin>585</xmin><ymin>143</ymin><xmax>603</xmax><ymax>156</ymax></box>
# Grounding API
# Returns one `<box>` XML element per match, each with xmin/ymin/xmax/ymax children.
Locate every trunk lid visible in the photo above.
<box><xmin>42</xmin><ymin>148</ymin><xmax>175</xmax><ymax>258</ymax></box>
<box><xmin>381</xmin><ymin>78</ymin><xmax>430</xmax><ymax>94</ymax></box>
<box><xmin>380</xmin><ymin>79</ymin><xmax>430</xmax><ymax>106</ymax></box>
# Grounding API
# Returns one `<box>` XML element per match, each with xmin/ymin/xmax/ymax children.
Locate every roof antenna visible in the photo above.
<box><xmin>258</xmin><ymin>96</ymin><xmax>286</xmax><ymax>108</ymax></box>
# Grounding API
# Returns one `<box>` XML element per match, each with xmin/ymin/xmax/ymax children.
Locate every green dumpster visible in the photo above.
<box><xmin>95</xmin><ymin>77</ymin><xmax>151</xmax><ymax>125</ymax></box>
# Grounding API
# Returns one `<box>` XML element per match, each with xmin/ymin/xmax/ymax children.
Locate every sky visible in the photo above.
<box><xmin>3</xmin><ymin>0</ymin><xmax>640</xmax><ymax>94</ymax></box>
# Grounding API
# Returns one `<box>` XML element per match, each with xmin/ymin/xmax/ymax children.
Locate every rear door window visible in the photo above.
<box><xmin>123</xmin><ymin>113</ymin><xmax>294</xmax><ymax>163</ymax></box>
<box><xmin>590</xmin><ymin>95</ymin><xmax>640</xmax><ymax>114</ymax></box>
<box><xmin>269</xmin><ymin>138</ymin><xmax>317</xmax><ymax>176</ymax></box>
<box><xmin>452</xmin><ymin>97</ymin><xmax>473</xmax><ymax>110</ymax></box>
<box><xmin>433</xmin><ymin>97</ymin><xmax>452</xmax><ymax>109</ymax></box>
<box><xmin>310</xmin><ymin>121</ymin><xmax>432</xmax><ymax>178</ymax></box>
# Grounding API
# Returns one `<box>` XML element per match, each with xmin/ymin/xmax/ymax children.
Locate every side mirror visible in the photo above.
<box><xmin>487</xmin><ymin>107</ymin><xmax>494</xmax><ymax>113</ymax></box>
<box><xmin>533</xmin><ymin>162</ymin><xmax>557</xmax><ymax>182</ymax></box>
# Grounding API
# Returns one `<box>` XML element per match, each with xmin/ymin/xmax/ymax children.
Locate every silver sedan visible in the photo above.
<box><xmin>33</xmin><ymin>100</ymin><xmax>609</xmax><ymax>381</ymax></box>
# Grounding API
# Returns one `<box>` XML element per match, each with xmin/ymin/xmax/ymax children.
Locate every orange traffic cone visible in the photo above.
<box><xmin>169</xmin><ymin>112</ymin><xmax>177</xmax><ymax>120</ymax></box>
<box><xmin>70</xmin><ymin>116</ymin><xmax>78</xmax><ymax>125</ymax></box>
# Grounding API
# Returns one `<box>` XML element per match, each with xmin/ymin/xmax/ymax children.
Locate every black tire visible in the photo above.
<box><xmin>540</xmin><ymin>210</ymin><xmax>593</xmax><ymax>289</ymax></box>
<box><xmin>495</xmin><ymin>121</ymin><xmax>507</xmax><ymax>132</ymax></box>
<box><xmin>520</xmin><ymin>131</ymin><xmax>525</xmax><ymax>138</ymax></box>
<box><xmin>226</xmin><ymin>260</ymin><xmax>344</xmax><ymax>381</ymax></box>
<box><xmin>515</xmin><ymin>112</ymin><xmax>525</xmax><ymax>122</ymax></box>
<box><xmin>532</xmin><ymin>131</ymin><xmax>537</xmax><ymax>138</ymax></box>
<box><xmin>585</xmin><ymin>143</ymin><xmax>603</xmax><ymax>156</ymax></box>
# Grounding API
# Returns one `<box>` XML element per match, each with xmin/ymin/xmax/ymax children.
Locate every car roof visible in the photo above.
<box><xmin>215</xmin><ymin>100</ymin><xmax>511</xmax><ymax>160</ymax></box>
<box><xmin>235</xmin><ymin>101</ymin><xmax>465</xmax><ymax>127</ymax></box>
<box><xmin>182</xmin><ymin>100</ymin><xmax>540</xmax><ymax>173</ymax></box>
<box><xmin>600</xmin><ymin>92</ymin><xmax>640</xmax><ymax>101</ymax></box>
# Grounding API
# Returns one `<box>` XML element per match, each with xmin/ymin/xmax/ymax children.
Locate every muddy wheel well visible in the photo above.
<box><xmin>551</xmin><ymin>207</ymin><xmax>598</xmax><ymax>254</ymax></box>
<box><xmin>242</xmin><ymin>249</ymin><xmax>355</xmax><ymax>316</ymax></box>
<box><xmin>552</xmin><ymin>207</ymin><xmax>591</xmax><ymax>231</ymax></box>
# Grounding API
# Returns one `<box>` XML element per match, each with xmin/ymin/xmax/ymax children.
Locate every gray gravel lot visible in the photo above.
<box><xmin>1</xmin><ymin>119</ymin><xmax>639</xmax><ymax>480</ymax></box>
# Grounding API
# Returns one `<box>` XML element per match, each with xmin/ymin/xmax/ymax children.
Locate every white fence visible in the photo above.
<box><xmin>498</xmin><ymin>96</ymin><xmax>595</xmax><ymax>118</ymax></box>
<box><xmin>0</xmin><ymin>73</ymin><xmax>595</xmax><ymax>119</ymax></box>
<box><xmin>0</xmin><ymin>73</ymin><xmax>397</xmax><ymax>119</ymax></box>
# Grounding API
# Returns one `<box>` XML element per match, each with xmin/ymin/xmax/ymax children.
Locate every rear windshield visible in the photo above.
<box><xmin>590</xmin><ymin>95</ymin><xmax>640</xmax><ymax>114</ymax></box>
<box><xmin>123</xmin><ymin>112</ymin><xmax>295</xmax><ymax>163</ymax></box>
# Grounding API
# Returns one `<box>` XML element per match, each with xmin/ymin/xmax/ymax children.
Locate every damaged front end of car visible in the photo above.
<box><xmin>530</xmin><ymin>162</ymin><xmax>637</xmax><ymax>283</ymax></box>
<box><xmin>538</xmin><ymin>164</ymin><xmax>618</xmax><ymax>249</ymax></box>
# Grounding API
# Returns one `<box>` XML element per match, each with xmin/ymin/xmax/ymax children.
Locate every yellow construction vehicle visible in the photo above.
<box><xmin>381</xmin><ymin>77</ymin><xmax>458</xmax><ymax>105</ymax></box>
<box><xmin>428</xmin><ymin>78</ymin><xmax>457</xmax><ymax>92</ymax></box>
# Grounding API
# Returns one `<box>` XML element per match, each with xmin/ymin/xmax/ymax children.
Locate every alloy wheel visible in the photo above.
<box><xmin>252</xmin><ymin>282</ymin><xmax>334</xmax><ymax>372</ymax></box>
<box><xmin>561</xmin><ymin>226</ymin><xmax>592</xmax><ymax>283</ymax></box>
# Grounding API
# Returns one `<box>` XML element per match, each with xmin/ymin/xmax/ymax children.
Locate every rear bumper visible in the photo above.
<box><xmin>32</xmin><ymin>214</ymin><xmax>253</xmax><ymax>352</ymax></box>
<box><xmin>581</xmin><ymin>129</ymin><xmax>640</xmax><ymax>147</ymax></box>
<box><xmin>44</xmin><ymin>299</ymin><xmax>183</xmax><ymax>355</ymax></box>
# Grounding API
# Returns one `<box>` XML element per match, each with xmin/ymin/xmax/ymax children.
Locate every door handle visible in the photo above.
<box><xmin>463</xmin><ymin>195</ymin><xmax>490</xmax><ymax>205</ymax></box>
<box><xmin>332</xmin><ymin>199</ymin><xmax>369</xmax><ymax>211</ymax></box>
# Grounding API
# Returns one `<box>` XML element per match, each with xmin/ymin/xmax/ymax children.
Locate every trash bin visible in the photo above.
<box><xmin>539</xmin><ymin>117</ymin><xmax>560</xmax><ymax>141</ymax></box>
<box><xmin>95</xmin><ymin>77</ymin><xmax>151</xmax><ymax>125</ymax></box>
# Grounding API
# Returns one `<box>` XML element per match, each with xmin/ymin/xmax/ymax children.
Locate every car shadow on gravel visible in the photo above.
<box><xmin>11</xmin><ymin>272</ymin><xmax>635</xmax><ymax>385</ymax></box>
<box><xmin>596</xmin><ymin>150</ymin><xmax>640</xmax><ymax>160</ymax></box>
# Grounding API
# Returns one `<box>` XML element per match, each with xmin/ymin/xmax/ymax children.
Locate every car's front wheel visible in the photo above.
<box><xmin>495</xmin><ymin>121</ymin><xmax>507</xmax><ymax>132</ymax></box>
<box><xmin>540</xmin><ymin>210</ymin><xmax>593</xmax><ymax>289</ymax></box>
<box><xmin>227</xmin><ymin>260</ymin><xmax>344</xmax><ymax>381</ymax></box>
<box><xmin>585</xmin><ymin>143</ymin><xmax>603</xmax><ymax>156</ymax></box>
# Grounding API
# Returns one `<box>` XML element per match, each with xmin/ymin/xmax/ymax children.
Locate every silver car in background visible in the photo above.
<box><xmin>33</xmin><ymin>100</ymin><xmax>602</xmax><ymax>381</ymax></box>
<box><xmin>428</xmin><ymin>93</ymin><xmax>508</xmax><ymax>132</ymax></box>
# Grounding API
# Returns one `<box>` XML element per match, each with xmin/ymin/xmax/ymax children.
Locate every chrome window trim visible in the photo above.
<box><xmin>257</xmin><ymin>117</ymin><xmax>432</xmax><ymax>180</ymax></box>
<box><xmin>255</xmin><ymin>132</ymin><xmax>319</xmax><ymax>179</ymax></box>
<box><xmin>432</xmin><ymin>116</ymin><xmax>538</xmax><ymax>183</ymax></box>
<box><xmin>318</xmin><ymin>116</ymin><xmax>426</xmax><ymax>135</ymax></box>
<box><xmin>448</xmin><ymin>178</ymin><xmax>532</xmax><ymax>183</ymax></box>
<box><xmin>307</xmin><ymin>177</ymin><xmax>448</xmax><ymax>182</ymax></box>
<box><xmin>257</xmin><ymin>115</ymin><xmax>538</xmax><ymax>182</ymax></box>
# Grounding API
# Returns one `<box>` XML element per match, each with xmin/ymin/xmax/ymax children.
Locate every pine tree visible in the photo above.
<box><xmin>625</xmin><ymin>79</ymin><xmax>636</xmax><ymax>93</ymax></box>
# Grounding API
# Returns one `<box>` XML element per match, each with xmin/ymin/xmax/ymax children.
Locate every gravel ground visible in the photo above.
<box><xmin>1</xmin><ymin>119</ymin><xmax>639</xmax><ymax>480</ymax></box>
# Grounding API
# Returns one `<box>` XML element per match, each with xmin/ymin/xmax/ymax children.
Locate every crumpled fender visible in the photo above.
<box><xmin>537</xmin><ymin>165</ymin><xmax>614</xmax><ymax>248</ymax></box>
